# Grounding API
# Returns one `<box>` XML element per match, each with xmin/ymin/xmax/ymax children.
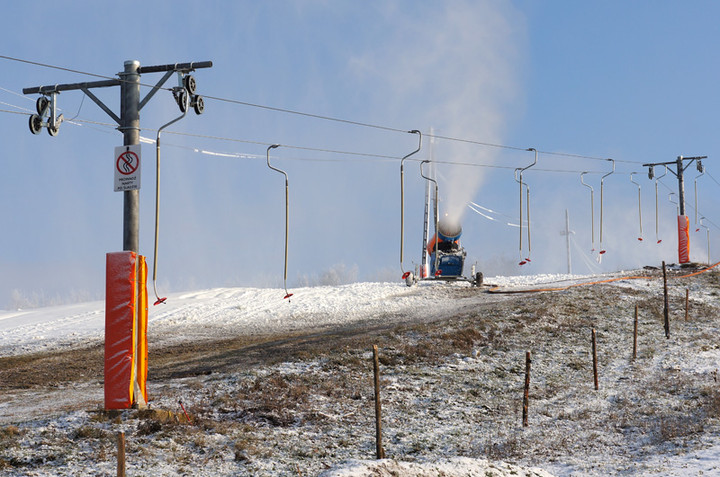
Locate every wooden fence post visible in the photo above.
<box><xmin>522</xmin><ymin>351</ymin><xmax>531</xmax><ymax>427</ymax></box>
<box><xmin>372</xmin><ymin>345</ymin><xmax>385</xmax><ymax>459</ymax></box>
<box><xmin>592</xmin><ymin>328</ymin><xmax>599</xmax><ymax>390</ymax></box>
<box><xmin>633</xmin><ymin>304</ymin><xmax>638</xmax><ymax>360</ymax></box>
<box><xmin>662</xmin><ymin>261</ymin><xmax>670</xmax><ymax>339</ymax></box>
<box><xmin>117</xmin><ymin>431</ymin><xmax>126</xmax><ymax>477</ymax></box>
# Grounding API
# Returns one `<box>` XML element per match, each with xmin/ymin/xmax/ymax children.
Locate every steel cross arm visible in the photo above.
<box><xmin>23</xmin><ymin>78</ymin><xmax>120</xmax><ymax>95</ymax></box>
<box><xmin>138</xmin><ymin>70</ymin><xmax>175</xmax><ymax>111</ymax></box>
<box><xmin>137</xmin><ymin>61</ymin><xmax>213</xmax><ymax>74</ymax></box>
<box><xmin>643</xmin><ymin>156</ymin><xmax>708</xmax><ymax>169</ymax></box>
<box><xmin>643</xmin><ymin>162</ymin><xmax>679</xmax><ymax>179</ymax></box>
<box><xmin>81</xmin><ymin>86</ymin><xmax>121</xmax><ymax>125</ymax></box>
<box><xmin>679</xmin><ymin>156</ymin><xmax>707</xmax><ymax>172</ymax></box>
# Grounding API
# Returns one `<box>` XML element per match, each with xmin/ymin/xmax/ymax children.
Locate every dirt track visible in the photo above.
<box><xmin>0</xmin><ymin>285</ymin><xmax>503</xmax><ymax>394</ymax></box>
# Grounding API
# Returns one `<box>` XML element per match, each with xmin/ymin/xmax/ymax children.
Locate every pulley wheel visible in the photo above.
<box><xmin>183</xmin><ymin>75</ymin><xmax>197</xmax><ymax>95</ymax></box>
<box><xmin>177</xmin><ymin>90</ymin><xmax>188</xmax><ymax>113</ymax></box>
<box><xmin>193</xmin><ymin>95</ymin><xmax>204</xmax><ymax>115</ymax></box>
<box><xmin>29</xmin><ymin>114</ymin><xmax>42</xmax><ymax>135</ymax></box>
<box><xmin>36</xmin><ymin>97</ymin><xmax>49</xmax><ymax>116</ymax></box>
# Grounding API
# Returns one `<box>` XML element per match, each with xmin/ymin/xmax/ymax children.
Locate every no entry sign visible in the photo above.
<box><xmin>114</xmin><ymin>145</ymin><xmax>142</xmax><ymax>191</ymax></box>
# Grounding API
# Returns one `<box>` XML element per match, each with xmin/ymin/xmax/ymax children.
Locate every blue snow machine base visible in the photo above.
<box><xmin>430</xmin><ymin>248</ymin><xmax>467</xmax><ymax>279</ymax></box>
<box><xmin>403</xmin><ymin>218</ymin><xmax>483</xmax><ymax>287</ymax></box>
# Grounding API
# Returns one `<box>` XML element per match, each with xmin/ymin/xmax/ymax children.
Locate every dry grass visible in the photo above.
<box><xmin>4</xmin><ymin>270</ymin><xmax>720</xmax><ymax>475</ymax></box>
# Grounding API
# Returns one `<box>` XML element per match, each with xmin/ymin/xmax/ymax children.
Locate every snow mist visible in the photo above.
<box><xmin>430</xmin><ymin>2</ymin><xmax>523</xmax><ymax>226</ymax></box>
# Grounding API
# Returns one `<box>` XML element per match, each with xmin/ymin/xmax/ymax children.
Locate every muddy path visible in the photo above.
<box><xmin>0</xmin><ymin>287</ymin><xmax>509</xmax><ymax>395</ymax></box>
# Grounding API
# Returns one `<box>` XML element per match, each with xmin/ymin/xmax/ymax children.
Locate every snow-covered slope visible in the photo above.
<box><xmin>0</xmin><ymin>281</ymin><xmax>498</xmax><ymax>357</ymax></box>
<box><xmin>2</xmin><ymin>271</ymin><xmax>720</xmax><ymax>476</ymax></box>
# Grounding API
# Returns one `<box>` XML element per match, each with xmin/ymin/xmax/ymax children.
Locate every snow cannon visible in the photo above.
<box><xmin>427</xmin><ymin>218</ymin><xmax>462</xmax><ymax>254</ymax></box>
<box><xmin>438</xmin><ymin>218</ymin><xmax>462</xmax><ymax>242</ymax></box>
<box><xmin>427</xmin><ymin>217</ymin><xmax>467</xmax><ymax>279</ymax></box>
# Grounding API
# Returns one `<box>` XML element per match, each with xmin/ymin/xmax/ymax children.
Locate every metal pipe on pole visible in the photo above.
<box><xmin>677</xmin><ymin>156</ymin><xmax>686</xmax><ymax>217</ymax></box>
<box><xmin>120</xmin><ymin>60</ymin><xmax>141</xmax><ymax>253</ymax></box>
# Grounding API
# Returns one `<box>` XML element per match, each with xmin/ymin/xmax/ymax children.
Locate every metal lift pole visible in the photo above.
<box><xmin>120</xmin><ymin>61</ymin><xmax>141</xmax><ymax>252</ymax></box>
<box><xmin>24</xmin><ymin>59</ymin><xmax>213</xmax><ymax>253</ymax></box>
<box><xmin>677</xmin><ymin>156</ymin><xmax>687</xmax><ymax>217</ymax></box>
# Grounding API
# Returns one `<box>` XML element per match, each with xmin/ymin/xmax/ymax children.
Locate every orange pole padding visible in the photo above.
<box><xmin>104</xmin><ymin>251</ymin><xmax>149</xmax><ymax>410</ymax></box>
<box><xmin>678</xmin><ymin>215</ymin><xmax>690</xmax><ymax>264</ymax></box>
<box><xmin>136</xmin><ymin>255</ymin><xmax>149</xmax><ymax>405</ymax></box>
<box><xmin>105</xmin><ymin>252</ymin><xmax>137</xmax><ymax>409</ymax></box>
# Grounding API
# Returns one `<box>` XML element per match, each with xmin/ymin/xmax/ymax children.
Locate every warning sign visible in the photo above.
<box><xmin>114</xmin><ymin>145</ymin><xmax>141</xmax><ymax>192</ymax></box>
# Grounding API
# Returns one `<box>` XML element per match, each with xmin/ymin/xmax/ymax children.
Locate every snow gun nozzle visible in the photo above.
<box><xmin>402</xmin><ymin>272</ymin><xmax>411</xmax><ymax>280</ymax></box>
<box><xmin>154</xmin><ymin>297</ymin><xmax>167</xmax><ymax>306</ymax></box>
<box><xmin>284</xmin><ymin>293</ymin><xmax>294</xmax><ymax>300</ymax></box>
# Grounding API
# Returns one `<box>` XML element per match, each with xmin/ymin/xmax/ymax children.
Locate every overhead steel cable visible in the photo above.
<box><xmin>0</xmin><ymin>99</ymin><xmax>665</xmax><ymax>175</ymax></box>
<box><xmin>0</xmin><ymin>102</ymin><xmax>642</xmax><ymax>174</ymax></box>
<box><xmin>0</xmin><ymin>55</ymin><xmax>651</xmax><ymax>166</ymax></box>
<box><xmin>0</xmin><ymin>55</ymin><xmax>118</xmax><ymax>82</ymax></box>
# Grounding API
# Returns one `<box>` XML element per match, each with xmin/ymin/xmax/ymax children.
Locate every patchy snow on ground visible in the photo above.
<box><xmin>2</xmin><ymin>269</ymin><xmax>720</xmax><ymax>476</ymax></box>
<box><xmin>0</xmin><ymin>281</ymin><xmax>494</xmax><ymax>357</ymax></box>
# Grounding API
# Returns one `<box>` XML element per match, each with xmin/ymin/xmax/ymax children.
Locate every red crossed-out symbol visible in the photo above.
<box><xmin>117</xmin><ymin>150</ymin><xmax>139</xmax><ymax>175</ymax></box>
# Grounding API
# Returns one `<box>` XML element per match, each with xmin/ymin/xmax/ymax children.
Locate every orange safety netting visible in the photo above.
<box><xmin>488</xmin><ymin>261</ymin><xmax>720</xmax><ymax>295</ymax></box>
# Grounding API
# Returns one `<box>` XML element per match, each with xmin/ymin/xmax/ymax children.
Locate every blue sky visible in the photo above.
<box><xmin>2</xmin><ymin>1</ymin><xmax>720</xmax><ymax>308</ymax></box>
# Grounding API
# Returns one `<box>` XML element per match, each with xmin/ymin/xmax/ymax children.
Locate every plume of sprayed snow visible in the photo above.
<box><xmin>348</xmin><ymin>1</ymin><xmax>524</xmax><ymax>228</ymax></box>
<box><xmin>423</xmin><ymin>2</ymin><xmax>524</xmax><ymax>225</ymax></box>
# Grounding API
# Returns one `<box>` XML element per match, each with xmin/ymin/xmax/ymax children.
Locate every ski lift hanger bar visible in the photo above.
<box><xmin>22</xmin><ymin>61</ymin><xmax>213</xmax><ymax>95</ymax></box>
